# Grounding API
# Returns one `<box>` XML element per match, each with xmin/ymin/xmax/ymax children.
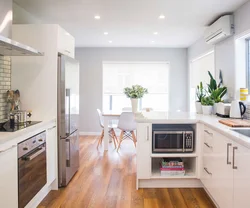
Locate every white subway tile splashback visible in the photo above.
<box><xmin>0</xmin><ymin>56</ymin><xmax>11</xmax><ymax>120</ymax></box>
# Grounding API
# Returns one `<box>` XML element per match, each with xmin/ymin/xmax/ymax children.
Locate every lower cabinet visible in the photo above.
<box><xmin>136</xmin><ymin>123</ymin><xmax>152</xmax><ymax>179</ymax></box>
<box><xmin>201</xmin><ymin>126</ymin><xmax>250</xmax><ymax>208</ymax></box>
<box><xmin>0</xmin><ymin>144</ymin><xmax>18</xmax><ymax>208</ymax></box>
<box><xmin>46</xmin><ymin>125</ymin><xmax>58</xmax><ymax>185</ymax></box>
<box><xmin>233</xmin><ymin>142</ymin><xmax>250</xmax><ymax>208</ymax></box>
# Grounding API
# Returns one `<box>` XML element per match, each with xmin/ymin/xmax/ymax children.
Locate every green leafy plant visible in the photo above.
<box><xmin>196</xmin><ymin>82</ymin><xmax>206</xmax><ymax>102</ymax></box>
<box><xmin>201</xmin><ymin>96</ymin><xmax>214</xmax><ymax>106</ymax></box>
<box><xmin>210</xmin><ymin>87</ymin><xmax>227</xmax><ymax>103</ymax></box>
<box><xmin>207</xmin><ymin>70</ymin><xmax>227</xmax><ymax>103</ymax></box>
<box><xmin>124</xmin><ymin>85</ymin><xmax>148</xmax><ymax>99</ymax></box>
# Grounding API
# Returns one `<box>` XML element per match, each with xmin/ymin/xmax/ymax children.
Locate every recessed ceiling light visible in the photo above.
<box><xmin>109</xmin><ymin>40</ymin><xmax>112</xmax><ymax>43</ymax></box>
<box><xmin>104</xmin><ymin>32</ymin><xmax>108</xmax><ymax>35</ymax></box>
<box><xmin>153</xmin><ymin>32</ymin><xmax>158</xmax><ymax>35</ymax></box>
<box><xmin>151</xmin><ymin>41</ymin><xmax>155</xmax><ymax>43</ymax></box>
<box><xmin>158</xmin><ymin>15</ymin><xmax>165</xmax><ymax>19</ymax></box>
<box><xmin>94</xmin><ymin>15</ymin><xmax>101</xmax><ymax>19</ymax></box>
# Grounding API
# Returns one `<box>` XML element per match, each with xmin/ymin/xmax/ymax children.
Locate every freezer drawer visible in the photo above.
<box><xmin>59</xmin><ymin>130</ymin><xmax>79</xmax><ymax>187</ymax></box>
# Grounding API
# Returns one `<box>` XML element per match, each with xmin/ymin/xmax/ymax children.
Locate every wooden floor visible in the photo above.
<box><xmin>39</xmin><ymin>136</ymin><xmax>216</xmax><ymax>208</ymax></box>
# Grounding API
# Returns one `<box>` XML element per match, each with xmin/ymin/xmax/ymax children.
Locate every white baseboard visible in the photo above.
<box><xmin>79</xmin><ymin>131</ymin><xmax>101</xmax><ymax>136</ymax></box>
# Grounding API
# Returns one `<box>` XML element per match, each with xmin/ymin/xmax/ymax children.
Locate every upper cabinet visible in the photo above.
<box><xmin>57</xmin><ymin>26</ymin><xmax>75</xmax><ymax>58</ymax></box>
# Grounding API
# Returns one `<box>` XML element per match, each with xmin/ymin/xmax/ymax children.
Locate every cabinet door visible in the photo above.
<box><xmin>233</xmin><ymin>142</ymin><xmax>250</xmax><ymax>208</ymax></box>
<box><xmin>210</xmin><ymin>132</ymin><xmax>233</xmax><ymax>208</ymax></box>
<box><xmin>136</xmin><ymin>123</ymin><xmax>151</xmax><ymax>179</ymax></box>
<box><xmin>47</xmin><ymin>125</ymin><xmax>58</xmax><ymax>185</ymax></box>
<box><xmin>58</xmin><ymin>27</ymin><xmax>75</xmax><ymax>58</ymax></box>
<box><xmin>0</xmin><ymin>144</ymin><xmax>18</xmax><ymax>208</ymax></box>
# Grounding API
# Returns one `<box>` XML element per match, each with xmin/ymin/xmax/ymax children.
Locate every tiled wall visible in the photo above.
<box><xmin>0</xmin><ymin>56</ymin><xmax>11</xmax><ymax>120</ymax></box>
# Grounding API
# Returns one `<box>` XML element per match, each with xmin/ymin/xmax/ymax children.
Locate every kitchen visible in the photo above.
<box><xmin>1</xmin><ymin>0</ymin><xmax>250</xmax><ymax>208</ymax></box>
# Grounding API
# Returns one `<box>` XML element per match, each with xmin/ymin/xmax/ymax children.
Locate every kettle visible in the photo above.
<box><xmin>230</xmin><ymin>100</ymin><xmax>246</xmax><ymax>118</ymax></box>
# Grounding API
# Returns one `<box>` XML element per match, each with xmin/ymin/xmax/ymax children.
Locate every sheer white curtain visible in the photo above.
<box><xmin>103</xmin><ymin>62</ymin><xmax>169</xmax><ymax>111</ymax></box>
<box><xmin>190</xmin><ymin>52</ymin><xmax>215</xmax><ymax>112</ymax></box>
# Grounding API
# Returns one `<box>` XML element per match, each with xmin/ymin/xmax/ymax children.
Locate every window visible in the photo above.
<box><xmin>189</xmin><ymin>51</ymin><xmax>215</xmax><ymax>112</ymax></box>
<box><xmin>247</xmin><ymin>39</ymin><xmax>250</xmax><ymax>90</ymax></box>
<box><xmin>103</xmin><ymin>62</ymin><xmax>169</xmax><ymax>112</ymax></box>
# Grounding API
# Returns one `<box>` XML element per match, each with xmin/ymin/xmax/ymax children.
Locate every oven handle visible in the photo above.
<box><xmin>25</xmin><ymin>146</ymin><xmax>46</xmax><ymax>161</ymax></box>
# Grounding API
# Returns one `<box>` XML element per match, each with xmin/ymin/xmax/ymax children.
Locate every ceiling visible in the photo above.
<box><xmin>14</xmin><ymin>0</ymin><xmax>249</xmax><ymax>48</ymax></box>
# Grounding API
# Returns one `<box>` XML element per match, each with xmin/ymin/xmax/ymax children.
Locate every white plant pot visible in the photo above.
<box><xmin>131</xmin><ymin>98</ymin><xmax>139</xmax><ymax>113</ymax></box>
<box><xmin>213</xmin><ymin>103</ymin><xmax>218</xmax><ymax>115</ymax></box>
<box><xmin>195</xmin><ymin>102</ymin><xmax>203</xmax><ymax>114</ymax></box>
<box><xmin>202</xmin><ymin>105</ymin><xmax>213</xmax><ymax>115</ymax></box>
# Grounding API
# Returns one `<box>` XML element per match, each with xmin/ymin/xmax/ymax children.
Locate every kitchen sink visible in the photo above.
<box><xmin>231</xmin><ymin>129</ymin><xmax>250</xmax><ymax>137</ymax></box>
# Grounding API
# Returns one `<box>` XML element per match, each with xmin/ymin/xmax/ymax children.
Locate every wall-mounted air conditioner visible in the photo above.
<box><xmin>204</xmin><ymin>15</ymin><xmax>234</xmax><ymax>45</ymax></box>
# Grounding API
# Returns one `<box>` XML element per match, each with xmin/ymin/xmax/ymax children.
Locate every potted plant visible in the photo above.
<box><xmin>201</xmin><ymin>96</ymin><xmax>214</xmax><ymax>115</ymax></box>
<box><xmin>207</xmin><ymin>70</ymin><xmax>227</xmax><ymax>114</ymax></box>
<box><xmin>124</xmin><ymin>85</ymin><xmax>148</xmax><ymax>113</ymax></box>
<box><xmin>196</xmin><ymin>82</ymin><xmax>205</xmax><ymax>114</ymax></box>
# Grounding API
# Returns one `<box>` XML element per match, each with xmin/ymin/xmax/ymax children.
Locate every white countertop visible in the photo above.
<box><xmin>0</xmin><ymin>118</ymin><xmax>56</xmax><ymax>149</ymax></box>
<box><xmin>135</xmin><ymin>111</ymin><xmax>250</xmax><ymax>149</ymax></box>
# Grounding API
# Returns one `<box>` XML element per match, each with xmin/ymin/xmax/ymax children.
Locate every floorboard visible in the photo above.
<box><xmin>38</xmin><ymin>135</ymin><xmax>216</xmax><ymax>208</ymax></box>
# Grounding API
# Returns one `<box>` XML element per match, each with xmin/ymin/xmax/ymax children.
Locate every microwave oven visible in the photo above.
<box><xmin>152</xmin><ymin>125</ymin><xmax>194</xmax><ymax>153</ymax></box>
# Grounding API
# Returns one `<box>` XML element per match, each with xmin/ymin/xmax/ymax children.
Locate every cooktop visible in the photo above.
<box><xmin>0</xmin><ymin>121</ymin><xmax>42</xmax><ymax>132</ymax></box>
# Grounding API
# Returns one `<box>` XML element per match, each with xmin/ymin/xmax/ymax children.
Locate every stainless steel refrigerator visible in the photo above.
<box><xmin>58</xmin><ymin>54</ymin><xmax>80</xmax><ymax>187</ymax></box>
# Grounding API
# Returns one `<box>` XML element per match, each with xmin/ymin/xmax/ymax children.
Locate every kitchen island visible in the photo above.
<box><xmin>135</xmin><ymin>111</ymin><xmax>250</xmax><ymax>208</ymax></box>
<box><xmin>0</xmin><ymin>118</ymin><xmax>57</xmax><ymax>208</ymax></box>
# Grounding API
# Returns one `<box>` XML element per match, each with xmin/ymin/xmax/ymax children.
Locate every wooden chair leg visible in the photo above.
<box><xmin>111</xmin><ymin>129</ymin><xmax>117</xmax><ymax>149</ymax></box>
<box><xmin>97</xmin><ymin>129</ymin><xmax>104</xmax><ymax>148</ymax></box>
<box><xmin>117</xmin><ymin>131</ymin><xmax>124</xmax><ymax>152</ymax></box>
<box><xmin>131</xmin><ymin>131</ymin><xmax>137</xmax><ymax>147</ymax></box>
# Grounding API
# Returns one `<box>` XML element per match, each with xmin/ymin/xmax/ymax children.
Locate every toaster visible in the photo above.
<box><xmin>216</xmin><ymin>102</ymin><xmax>231</xmax><ymax>117</ymax></box>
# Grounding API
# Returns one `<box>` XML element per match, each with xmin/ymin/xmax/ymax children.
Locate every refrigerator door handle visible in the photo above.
<box><xmin>66</xmin><ymin>88</ymin><xmax>71</xmax><ymax>136</ymax></box>
<box><xmin>66</xmin><ymin>138</ymin><xmax>70</xmax><ymax>167</ymax></box>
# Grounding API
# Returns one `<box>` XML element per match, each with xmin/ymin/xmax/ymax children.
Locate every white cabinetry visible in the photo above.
<box><xmin>0</xmin><ymin>144</ymin><xmax>18</xmax><ymax>208</ymax></box>
<box><xmin>202</xmin><ymin>128</ymin><xmax>233</xmax><ymax>208</ymax></box>
<box><xmin>46</xmin><ymin>125</ymin><xmax>58</xmax><ymax>187</ymax></box>
<box><xmin>136</xmin><ymin>123</ymin><xmax>151</xmax><ymax>179</ymax></box>
<box><xmin>201</xmin><ymin>125</ymin><xmax>250</xmax><ymax>208</ymax></box>
<box><xmin>233</xmin><ymin>142</ymin><xmax>250</xmax><ymax>208</ymax></box>
<box><xmin>57</xmin><ymin>26</ymin><xmax>75</xmax><ymax>58</ymax></box>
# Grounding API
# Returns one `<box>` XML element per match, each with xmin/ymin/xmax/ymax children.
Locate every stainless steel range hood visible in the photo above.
<box><xmin>0</xmin><ymin>35</ymin><xmax>44</xmax><ymax>56</ymax></box>
<box><xmin>0</xmin><ymin>1</ymin><xmax>43</xmax><ymax>56</ymax></box>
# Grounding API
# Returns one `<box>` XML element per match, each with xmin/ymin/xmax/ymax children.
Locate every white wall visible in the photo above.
<box><xmin>76</xmin><ymin>48</ymin><xmax>187</xmax><ymax>133</ymax></box>
<box><xmin>188</xmin><ymin>0</ymin><xmax>250</xmax><ymax>100</ymax></box>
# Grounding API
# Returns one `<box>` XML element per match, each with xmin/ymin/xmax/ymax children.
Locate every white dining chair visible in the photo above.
<box><xmin>96</xmin><ymin>109</ymin><xmax>118</xmax><ymax>148</ymax></box>
<box><xmin>117</xmin><ymin>112</ymin><xmax>137</xmax><ymax>151</ymax></box>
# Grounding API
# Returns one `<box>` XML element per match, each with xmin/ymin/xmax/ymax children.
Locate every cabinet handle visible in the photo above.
<box><xmin>233</xmin><ymin>146</ymin><xmax>238</xmax><ymax>169</ymax></box>
<box><xmin>204</xmin><ymin>142</ymin><xmax>212</xmax><ymax>149</ymax></box>
<box><xmin>48</xmin><ymin>126</ymin><xmax>56</xmax><ymax>131</ymax></box>
<box><xmin>65</xmin><ymin>50</ymin><xmax>70</xmax><ymax>54</ymax></box>
<box><xmin>146</xmin><ymin>126</ymin><xmax>149</xmax><ymax>141</ymax></box>
<box><xmin>204</xmin><ymin>130</ymin><xmax>213</xmax><ymax>136</ymax></box>
<box><xmin>227</xmin><ymin>143</ymin><xmax>232</xmax><ymax>165</ymax></box>
<box><xmin>204</xmin><ymin>167</ymin><xmax>212</xmax><ymax>175</ymax></box>
<box><xmin>0</xmin><ymin>145</ymin><xmax>17</xmax><ymax>154</ymax></box>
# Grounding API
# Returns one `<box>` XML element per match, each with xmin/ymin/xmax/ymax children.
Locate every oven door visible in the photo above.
<box><xmin>153</xmin><ymin>131</ymin><xmax>184</xmax><ymax>153</ymax></box>
<box><xmin>18</xmin><ymin>143</ymin><xmax>47</xmax><ymax>208</ymax></box>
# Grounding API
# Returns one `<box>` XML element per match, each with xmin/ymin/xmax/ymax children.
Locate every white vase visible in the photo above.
<box><xmin>195</xmin><ymin>102</ymin><xmax>203</xmax><ymax>114</ymax></box>
<box><xmin>213</xmin><ymin>103</ymin><xmax>218</xmax><ymax>115</ymax></box>
<box><xmin>202</xmin><ymin>105</ymin><xmax>213</xmax><ymax>115</ymax></box>
<box><xmin>131</xmin><ymin>98</ymin><xmax>139</xmax><ymax>113</ymax></box>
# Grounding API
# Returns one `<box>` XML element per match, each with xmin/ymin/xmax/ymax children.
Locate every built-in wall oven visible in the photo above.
<box><xmin>18</xmin><ymin>131</ymin><xmax>47</xmax><ymax>208</ymax></box>
<box><xmin>152</xmin><ymin>124</ymin><xmax>194</xmax><ymax>153</ymax></box>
